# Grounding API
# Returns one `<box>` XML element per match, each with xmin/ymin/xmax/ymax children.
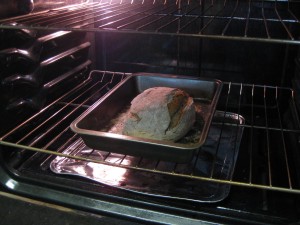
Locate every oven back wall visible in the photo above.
<box><xmin>95</xmin><ymin>34</ymin><xmax>296</xmax><ymax>86</ymax></box>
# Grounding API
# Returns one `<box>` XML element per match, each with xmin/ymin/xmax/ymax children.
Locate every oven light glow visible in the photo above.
<box><xmin>90</xmin><ymin>163</ymin><xmax>127</xmax><ymax>186</ymax></box>
<box><xmin>217</xmin><ymin>206</ymin><xmax>242</xmax><ymax>213</ymax></box>
<box><xmin>69</xmin><ymin>160</ymin><xmax>128</xmax><ymax>186</ymax></box>
<box><xmin>5</xmin><ymin>179</ymin><xmax>17</xmax><ymax>190</ymax></box>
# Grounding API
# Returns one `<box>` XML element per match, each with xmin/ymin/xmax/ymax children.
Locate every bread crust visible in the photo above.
<box><xmin>122</xmin><ymin>87</ymin><xmax>196</xmax><ymax>141</ymax></box>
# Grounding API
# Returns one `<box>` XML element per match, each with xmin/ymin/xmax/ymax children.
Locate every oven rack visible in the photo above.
<box><xmin>0</xmin><ymin>70</ymin><xmax>300</xmax><ymax>194</ymax></box>
<box><xmin>0</xmin><ymin>0</ymin><xmax>300</xmax><ymax>45</ymax></box>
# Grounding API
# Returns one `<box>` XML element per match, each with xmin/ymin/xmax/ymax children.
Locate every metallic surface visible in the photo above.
<box><xmin>52</xmin><ymin>111</ymin><xmax>244</xmax><ymax>203</ymax></box>
<box><xmin>1</xmin><ymin>71</ymin><xmax>300</xmax><ymax>194</ymax></box>
<box><xmin>0</xmin><ymin>0</ymin><xmax>299</xmax><ymax>44</ymax></box>
<box><xmin>71</xmin><ymin>72</ymin><xmax>222</xmax><ymax>163</ymax></box>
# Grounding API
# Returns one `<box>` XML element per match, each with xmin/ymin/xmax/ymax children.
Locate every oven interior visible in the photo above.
<box><xmin>0</xmin><ymin>0</ymin><xmax>300</xmax><ymax>224</ymax></box>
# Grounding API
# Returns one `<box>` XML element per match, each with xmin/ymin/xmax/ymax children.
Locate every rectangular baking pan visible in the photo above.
<box><xmin>70</xmin><ymin>72</ymin><xmax>222</xmax><ymax>163</ymax></box>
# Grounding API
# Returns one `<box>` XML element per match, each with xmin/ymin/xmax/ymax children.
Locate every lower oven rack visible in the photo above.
<box><xmin>0</xmin><ymin>70</ymin><xmax>300</xmax><ymax>194</ymax></box>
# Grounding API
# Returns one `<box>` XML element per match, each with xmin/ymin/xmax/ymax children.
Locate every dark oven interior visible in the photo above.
<box><xmin>0</xmin><ymin>0</ymin><xmax>300</xmax><ymax>224</ymax></box>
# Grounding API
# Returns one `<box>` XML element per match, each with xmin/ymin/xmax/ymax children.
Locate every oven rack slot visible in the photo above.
<box><xmin>0</xmin><ymin>70</ymin><xmax>300</xmax><ymax>194</ymax></box>
<box><xmin>0</xmin><ymin>0</ymin><xmax>299</xmax><ymax>45</ymax></box>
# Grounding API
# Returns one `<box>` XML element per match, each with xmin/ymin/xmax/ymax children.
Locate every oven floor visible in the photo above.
<box><xmin>14</xmin><ymin>150</ymin><xmax>300</xmax><ymax>225</ymax></box>
<box><xmin>0</xmin><ymin>191</ymin><xmax>140</xmax><ymax>225</ymax></box>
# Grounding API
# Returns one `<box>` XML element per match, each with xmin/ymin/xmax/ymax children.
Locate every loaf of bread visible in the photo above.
<box><xmin>122</xmin><ymin>87</ymin><xmax>196</xmax><ymax>141</ymax></box>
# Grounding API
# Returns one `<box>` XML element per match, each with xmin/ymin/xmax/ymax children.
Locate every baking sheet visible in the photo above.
<box><xmin>51</xmin><ymin>111</ymin><xmax>244</xmax><ymax>203</ymax></box>
<box><xmin>70</xmin><ymin>72</ymin><xmax>222</xmax><ymax>163</ymax></box>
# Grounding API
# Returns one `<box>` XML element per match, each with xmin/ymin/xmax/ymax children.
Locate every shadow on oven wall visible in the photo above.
<box><xmin>95</xmin><ymin>32</ymin><xmax>298</xmax><ymax>86</ymax></box>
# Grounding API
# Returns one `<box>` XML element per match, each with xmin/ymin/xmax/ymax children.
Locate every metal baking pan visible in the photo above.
<box><xmin>70</xmin><ymin>72</ymin><xmax>222</xmax><ymax>163</ymax></box>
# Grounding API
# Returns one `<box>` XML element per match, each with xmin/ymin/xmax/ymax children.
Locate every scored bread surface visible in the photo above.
<box><xmin>122</xmin><ymin>87</ymin><xmax>196</xmax><ymax>141</ymax></box>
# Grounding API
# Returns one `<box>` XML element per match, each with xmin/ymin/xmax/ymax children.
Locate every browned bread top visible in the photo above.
<box><xmin>122</xmin><ymin>87</ymin><xmax>196</xmax><ymax>141</ymax></box>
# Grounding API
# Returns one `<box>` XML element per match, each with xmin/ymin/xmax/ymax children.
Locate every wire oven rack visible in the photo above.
<box><xmin>0</xmin><ymin>0</ymin><xmax>299</xmax><ymax>44</ymax></box>
<box><xmin>0</xmin><ymin>70</ymin><xmax>300</xmax><ymax>194</ymax></box>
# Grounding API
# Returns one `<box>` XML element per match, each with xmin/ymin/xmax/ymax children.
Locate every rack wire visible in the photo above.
<box><xmin>0</xmin><ymin>70</ymin><xmax>300</xmax><ymax>194</ymax></box>
<box><xmin>0</xmin><ymin>0</ymin><xmax>300</xmax><ymax>44</ymax></box>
